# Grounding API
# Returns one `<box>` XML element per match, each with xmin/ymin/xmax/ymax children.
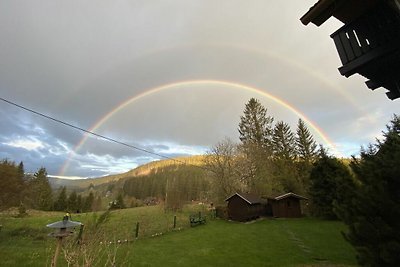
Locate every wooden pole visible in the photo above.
<box><xmin>173</xmin><ymin>215</ymin><xmax>176</xmax><ymax>229</ymax></box>
<box><xmin>51</xmin><ymin>237</ymin><xmax>62</xmax><ymax>267</ymax></box>
<box><xmin>135</xmin><ymin>222</ymin><xmax>139</xmax><ymax>239</ymax></box>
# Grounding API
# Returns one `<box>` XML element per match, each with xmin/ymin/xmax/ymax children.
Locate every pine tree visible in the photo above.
<box><xmin>54</xmin><ymin>186</ymin><xmax>67</xmax><ymax>211</ymax></box>
<box><xmin>0</xmin><ymin>160</ymin><xmax>23</xmax><ymax>209</ymax></box>
<box><xmin>67</xmin><ymin>191</ymin><xmax>78</xmax><ymax>213</ymax></box>
<box><xmin>238</xmin><ymin>98</ymin><xmax>274</xmax><ymax>150</ymax></box>
<box><xmin>336</xmin><ymin>115</ymin><xmax>400</xmax><ymax>266</ymax></box>
<box><xmin>296</xmin><ymin>118</ymin><xmax>318</xmax><ymax>162</ymax></box>
<box><xmin>296</xmin><ymin>119</ymin><xmax>319</xmax><ymax>193</ymax></box>
<box><xmin>33</xmin><ymin>167</ymin><xmax>53</xmax><ymax>211</ymax></box>
<box><xmin>272</xmin><ymin>121</ymin><xmax>296</xmax><ymax>161</ymax></box>
<box><xmin>238</xmin><ymin>98</ymin><xmax>276</xmax><ymax>195</ymax></box>
<box><xmin>83</xmin><ymin>192</ymin><xmax>94</xmax><ymax>212</ymax></box>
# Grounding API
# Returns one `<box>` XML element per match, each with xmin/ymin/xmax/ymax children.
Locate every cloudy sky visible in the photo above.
<box><xmin>0</xmin><ymin>1</ymin><xmax>398</xmax><ymax>179</ymax></box>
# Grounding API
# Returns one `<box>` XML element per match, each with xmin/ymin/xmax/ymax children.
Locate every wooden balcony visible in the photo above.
<box><xmin>330</xmin><ymin>3</ymin><xmax>400</xmax><ymax>99</ymax></box>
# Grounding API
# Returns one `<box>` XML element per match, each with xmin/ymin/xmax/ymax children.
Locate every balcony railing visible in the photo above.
<box><xmin>330</xmin><ymin>3</ymin><xmax>400</xmax><ymax>77</ymax></box>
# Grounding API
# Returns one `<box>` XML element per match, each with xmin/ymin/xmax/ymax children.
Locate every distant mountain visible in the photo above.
<box><xmin>48</xmin><ymin>155</ymin><xmax>206</xmax><ymax>191</ymax></box>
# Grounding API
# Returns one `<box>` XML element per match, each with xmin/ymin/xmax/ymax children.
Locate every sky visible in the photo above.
<box><xmin>0</xmin><ymin>0</ymin><xmax>398</xmax><ymax>179</ymax></box>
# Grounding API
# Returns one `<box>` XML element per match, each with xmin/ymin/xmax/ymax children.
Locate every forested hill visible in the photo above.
<box><xmin>48</xmin><ymin>155</ymin><xmax>206</xmax><ymax>191</ymax></box>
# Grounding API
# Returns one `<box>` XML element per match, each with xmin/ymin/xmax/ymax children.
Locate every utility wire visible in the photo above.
<box><xmin>0</xmin><ymin>97</ymin><xmax>208</xmax><ymax>170</ymax></box>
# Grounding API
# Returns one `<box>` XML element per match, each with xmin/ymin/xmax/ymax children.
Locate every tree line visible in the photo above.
<box><xmin>205</xmin><ymin>98</ymin><xmax>319</xmax><ymax>202</ymax></box>
<box><xmin>123</xmin><ymin>164</ymin><xmax>210</xmax><ymax>210</ymax></box>
<box><xmin>206</xmin><ymin>98</ymin><xmax>400</xmax><ymax>267</ymax></box>
<box><xmin>0</xmin><ymin>163</ymin><xmax>100</xmax><ymax>213</ymax></box>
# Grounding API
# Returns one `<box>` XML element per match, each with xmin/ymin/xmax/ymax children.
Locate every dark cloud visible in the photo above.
<box><xmin>1</xmin><ymin>0</ymin><xmax>397</xmax><ymax>177</ymax></box>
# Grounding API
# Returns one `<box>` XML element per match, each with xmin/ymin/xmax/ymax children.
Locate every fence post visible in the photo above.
<box><xmin>173</xmin><ymin>215</ymin><xmax>177</xmax><ymax>229</ymax></box>
<box><xmin>135</xmin><ymin>222</ymin><xmax>139</xmax><ymax>239</ymax></box>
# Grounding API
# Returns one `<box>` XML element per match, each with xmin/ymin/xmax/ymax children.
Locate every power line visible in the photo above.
<box><xmin>0</xmin><ymin>97</ymin><xmax>208</xmax><ymax>170</ymax></box>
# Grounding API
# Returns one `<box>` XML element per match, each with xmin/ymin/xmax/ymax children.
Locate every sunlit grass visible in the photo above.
<box><xmin>0</xmin><ymin>206</ymin><xmax>357</xmax><ymax>266</ymax></box>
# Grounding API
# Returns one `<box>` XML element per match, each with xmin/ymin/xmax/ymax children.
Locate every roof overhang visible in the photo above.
<box><xmin>300</xmin><ymin>0</ymin><xmax>380</xmax><ymax>26</ymax></box>
<box><xmin>274</xmin><ymin>192</ymin><xmax>308</xmax><ymax>201</ymax></box>
<box><xmin>225</xmin><ymin>193</ymin><xmax>260</xmax><ymax>205</ymax></box>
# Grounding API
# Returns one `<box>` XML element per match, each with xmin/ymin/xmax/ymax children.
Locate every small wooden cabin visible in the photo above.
<box><xmin>225</xmin><ymin>193</ymin><xmax>266</xmax><ymax>222</ymax></box>
<box><xmin>225</xmin><ymin>192</ymin><xmax>308</xmax><ymax>221</ymax></box>
<box><xmin>301</xmin><ymin>0</ymin><xmax>400</xmax><ymax>100</ymax></box>
<box><xmin>269</xmin><ymin>192</ymin><xmax>308</xmax><ymax>218</ymax></box>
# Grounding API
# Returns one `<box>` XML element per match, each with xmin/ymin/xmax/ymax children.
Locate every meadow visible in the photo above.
<box><xmin>0</xmin><ymin>205</ymin><xmax>357</xmax><ymax>267</ymax></box>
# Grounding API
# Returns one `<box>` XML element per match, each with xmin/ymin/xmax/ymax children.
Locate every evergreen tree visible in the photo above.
<box><xmin>309</xmin><ymin>148</ymin><xmax>353</xmax><ymax>219</ymax></box>
<box><xmin>238</xmin><ymin>98</ymin><xmax>276</xmax><ymax>195</ymax></box>
<box><xmin>295</xmin><ymin>119</ymin><xmax>319</xmax><ymax>193</ymax></box>
<box><xmin>271</xmin><ymin>121</ymin><xmax>299</xmax><ymax>193</ymax></box>
<box><xmin>296</xmin><ymin>118</ymin><xmax>318</xmax><ymax>162</ymax></box>
<box><xmin>238</xmin><ymin>98</ymin><xmax>274</xmax><ymax>150</ymax></box>
<box><xmin>272</xmin><ymin>121</ymin><xmax>296</xmax><ymax>161</ymax></box>
<box><xmin>33</xmin><ymin>167</ymin><xmax>53</xmax><ymax>211</ymax></box>
<box><xmin>54</xmin><ymin>186</ymin><xmax>67</xmax><ymax>211</ymax></box>
<box><xmin>83</xmin><ymin>192</ymin><xmax>94</xmax><ymax>212</ymax></box>
<box><xmin>67</xmin><ymin>191</ymin><xmax>78</xmax><ymax>212</ymax></box>
<box><xmin>336</xmin><ymin>115</ymin><xmax>400</xmax><ymax>266</ymax></box>
<box><xmin>0</xmin><ymin>159</ymin><xmax>24</xmax><ymax>209</ymax></box>
<box><xmin>76</xmin><ymin>194</ymin><xmax>82</xmax><ymax>213</ymax></box>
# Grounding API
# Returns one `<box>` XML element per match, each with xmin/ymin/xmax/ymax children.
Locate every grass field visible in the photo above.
<box><xmin>0</xmin><ymin>206</ymin><xmax>357</xmax><ymax>266</ymax></box>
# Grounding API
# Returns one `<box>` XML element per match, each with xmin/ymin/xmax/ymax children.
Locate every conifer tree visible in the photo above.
<box><xmin>238</xmin><ymin>98</ymin><xmax>274</xmax><ymax>150</ymax></box>
<box><xmin>54</xmin><ymin>186</ymin><xmax>67</xmax><ymax>211</ymax></box>
<box><xmin>238</xmin><ymin>98</ymin><xmax>276</xmax><ymax>194</ymax></box>
<box><xmin>33</xmin><ymin>167</ymin><xmax>53</xmax><ymax>211</ymax></box>
<box><xmin>67</xmin><ymin>191</ymin><xmax>78</xmax><ymax>212</ymax></box>
<box><xmin>0</xmin><ymin>160</ymin><xmax>23</xmax><ymax>209</ymax></box>
<box><xmin>272</xmin><ymin>121</ymin><xmax>296</xmax><ymax>161</ymax></box>
<box><xmin>337</xmin><ymin>115</ymin><xmax>400</xmax><ymax>266</ymax></box>
<box><xmin>309</xmin><ymin>147</ymin><xmax>353</xmax><ymax>219</ymax></box>
<box><xmin>296</xmin><ymin>119</ymin><xmax>319</xmax><ymax>193</ymax></box>
<box><xmin>296</xmin><ymin>118</ymin><xmax>318</xmax><ymax>162</ymax></box>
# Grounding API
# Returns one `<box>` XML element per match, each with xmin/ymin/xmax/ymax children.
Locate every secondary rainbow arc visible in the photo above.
<box><xmin>59</xmin><ymin>79</ymin><xmax>339</xmax><ymax>176</ymax></box>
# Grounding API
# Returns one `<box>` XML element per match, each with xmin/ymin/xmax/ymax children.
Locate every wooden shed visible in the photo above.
<box><xmin>225</xmin><ymin>193</ymin><xmax>266</xmax><ymax>222</ymax></box>
<box><xmin>269</xmin><ymin>192</ymin><xmax>308</xmax><ymax>218</ymax></box>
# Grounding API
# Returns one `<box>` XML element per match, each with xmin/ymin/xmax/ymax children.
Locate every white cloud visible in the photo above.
<box><xmin>4</xmin><ymin>137</ymin><xmax>44</xmax><ymax>151</ymax></box>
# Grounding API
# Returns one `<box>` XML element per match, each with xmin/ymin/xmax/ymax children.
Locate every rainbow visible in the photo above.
<box><xmin>59</xmin><ymin>79</ymin><xmax>339</xmax><ymax>176</ymax></box>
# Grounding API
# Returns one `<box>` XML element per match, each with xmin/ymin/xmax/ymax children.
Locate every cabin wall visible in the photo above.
<box><xmin>227</xmin><ymin>196</ymin><xmax>263</xmax><ymax>221</ymax></box>
<box><xmin>271</xmin><ymin>197</ymin><xmax>302</xmax><ymax>218</ymax></box>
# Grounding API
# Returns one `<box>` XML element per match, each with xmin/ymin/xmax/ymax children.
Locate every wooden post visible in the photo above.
<box><xmin>51</xmin><ymin>237</ymin><xmax>62</xmax><ymax>267</ymax></box>
<box><xmin>135</xmin><ymin>222</ymin><xmax>139</xmax><ymax>239</ymax></box>
<box><xmin>173</xmin><ymin>215</ymin><xmax>177</xmax><ymax>229</ymax></box>
<box><xmin>76</xmin><ymin>224</ymin><xmax>84</xmax><ymax>244</ymax></box>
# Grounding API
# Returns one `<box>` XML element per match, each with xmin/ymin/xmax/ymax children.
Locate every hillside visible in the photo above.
<box><xmin>48</xmin><ymin>155</ymin><xmax>207</xmax><ymax>191</ymax></box>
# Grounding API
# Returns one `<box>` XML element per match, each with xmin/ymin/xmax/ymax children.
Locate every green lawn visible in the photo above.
<box><xmin>0</xmin><ymin>207</ymin><xmax>357</xmax><ymax>266</ymax></box>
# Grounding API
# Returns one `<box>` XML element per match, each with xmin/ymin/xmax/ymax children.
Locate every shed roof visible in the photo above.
<box><xmin>225</xmin><ymin>192</ymin><xmax>262</xmax><ymax>205</ymax></box>
<box><xmin>273</xmin><ymin>192</ymin><xmax>308</xmax><ymax>201</ymax></box>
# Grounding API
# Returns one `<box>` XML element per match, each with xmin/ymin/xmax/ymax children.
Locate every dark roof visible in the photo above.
<box><xmin>300</xmin><ymin>0</ymin><xmax>380</xmax><ymax>26</ymax></box>
<box><xmin>225</xmin><ymin>192</ymin><xmax>262</xmax><ymax>205</ymax></box>
<box><xmin>273</xmin><ymin>192</ymin><xmax>308</xmax><ymax>201</ymax></box>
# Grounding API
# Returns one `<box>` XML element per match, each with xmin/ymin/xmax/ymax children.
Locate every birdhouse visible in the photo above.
<box><xmin>47</xmin><ymin>215</ymin><xmax>82</xmax><ymax>238</ymax></box>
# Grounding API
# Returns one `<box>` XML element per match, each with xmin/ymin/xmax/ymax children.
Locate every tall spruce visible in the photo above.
<box><xmin>238</xmin><ymin>98</ymin><xmax>276</xmax><ymax>194</ymax></box>
<box><xmin>54</xmin><ymin>186</ymin><xmax>67</xmax><ymax>211</ymax></box>
<box><xmin>271</xmin><ymin>121</ymin><xmax>300</xmax><ymax>193</ymax></box>
<box><xmin>67</xmin><ymin>191</ymin><xmax>78</xmax><ymax>212</ymax></box>
<box><xmin>296</xmin><ymin>119</ymin><xmax>318</xmax><ymax>193</ymax></box>
<box><xmin>336</xmin><ymin>115</ymin><xmax>400</xmax><ymax>267</ymax></box>
<box><xmin>33</xmin><ymin>167</ymin><xmax>53</xmax><ymax>211</ymax></box>
<box><xmin>272</xmin><ymin>121</ymin><xmax>296</xmax><ymax>161</ymax></box>
<box><xmin>0</xmin><ymin>160</ymin><xmax>24</xmax><ymax>209</ymax></box>
<box><xmin>238</xmin><ymin>98</ymin><xmax>273</xmax><ymax>150</ymax></box>
<box><xmin>296</xmin><ymin>118</ymin><xmax>318</xmax><ymax>162</ymax></box>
